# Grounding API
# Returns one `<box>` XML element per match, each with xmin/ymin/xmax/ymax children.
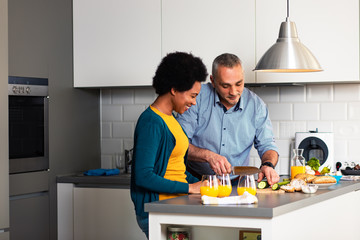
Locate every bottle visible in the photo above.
<box><xmin>290</xmin><ymin>148</ymin><xmax>306</xmax><ymax>179</ymax></box>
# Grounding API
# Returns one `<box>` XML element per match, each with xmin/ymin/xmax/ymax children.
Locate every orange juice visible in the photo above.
<box><xmin>291</xmin><ymin>166</ymin><xmax>306</xmax><ymax>179</ymax></box>
<box><xmin>217</xmin><ymin>185</ymin><xmax>232</xmax><ymax>197</ymax></box>
<box><xmin>237</xmin><ymin>187</ymin><xmax>257</xmax><ymax>196</ymax></box>
<box><xmin>200</xmin><ymin>186</ymin><xmax>219</xmax><ymax>197</ymax></box>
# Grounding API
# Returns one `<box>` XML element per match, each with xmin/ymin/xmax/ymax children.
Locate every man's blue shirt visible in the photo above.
<box><xmin>176</xmin><ymin>83</ymin><xmax>278</xmax><ymax>176</ymax></box>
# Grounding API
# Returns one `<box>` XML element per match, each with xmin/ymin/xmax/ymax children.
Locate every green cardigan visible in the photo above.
<box><xmin>130</xmin><ymin>107</ymin><xmax>198</xmax><ymax>218</ymax></box>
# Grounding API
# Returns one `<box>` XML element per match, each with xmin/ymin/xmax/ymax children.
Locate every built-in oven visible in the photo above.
<box><xmin>8</xmin><ymin>76</ymin><xmax>49</xmax><ymax>174</ymax></box>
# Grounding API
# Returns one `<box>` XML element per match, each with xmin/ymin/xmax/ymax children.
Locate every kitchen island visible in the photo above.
<box><xmin>146</xmin><ymin>180</ymin><xmax>360</xmax><ymax>240</ymax></box>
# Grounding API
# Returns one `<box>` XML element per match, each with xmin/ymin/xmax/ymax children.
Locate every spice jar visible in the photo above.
<box><xmin>167</xmin><ymin>226</ymin><xmax>191</xmax><ymax>240</ymax></box>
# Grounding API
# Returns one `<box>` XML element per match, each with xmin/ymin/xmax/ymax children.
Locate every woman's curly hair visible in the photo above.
<box><xmin>152</xmin><ymin>52</ymin><xmax>208</xmax><ymax>95</ymax></box>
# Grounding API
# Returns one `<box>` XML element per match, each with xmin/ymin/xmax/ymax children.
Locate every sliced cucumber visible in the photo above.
<box><xmin>257</xmin><ymin>181</ymin><xmax>269</xmax><ymax>189</ymax></box>
<box><xmin>272</xmin><ymin>180</ymin><xmax>290</xmax><ymax>191</ymax></box>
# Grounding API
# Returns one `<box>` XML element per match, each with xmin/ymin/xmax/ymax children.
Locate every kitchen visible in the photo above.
<box><xmin>1</xmin><ymin>0</ymin><xmax>360</xmax><ymax>240</ymax></box>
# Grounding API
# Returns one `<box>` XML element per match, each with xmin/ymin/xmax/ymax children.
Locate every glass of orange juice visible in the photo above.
<box><xmin>237</xmin><ymin>174</ymin><xmax>256</xmax><ymax>196</ymax></box>
<box><xmin>291</xmin><ymin>148</ymin><xmax>306</xmax><ymax>179</ymax></box>
<box><xmin>200</xmin><ymin>175</ymin><xmax>219</xmax><ymax>197</ymax></box>
<box><xmin>217</xmin><ymin>174</ymin><xmax>232</xmax><ymax>197</ymax></box>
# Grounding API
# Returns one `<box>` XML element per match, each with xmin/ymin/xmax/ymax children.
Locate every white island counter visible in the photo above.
<box><xmin>146</xmin><ymin>180</ymin><xmax>360</xmax><ymax>240</ymax></box>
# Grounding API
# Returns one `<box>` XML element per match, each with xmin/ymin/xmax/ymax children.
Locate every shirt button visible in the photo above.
<box><xmin>223</xmin><ymin>128</ymin><xmax>226</xmax><ymax>130</ymax></box>
<box><xmin>222</xmin><ymin>144</ymin><xmax>225</xmax><ymax>146</ymax></box>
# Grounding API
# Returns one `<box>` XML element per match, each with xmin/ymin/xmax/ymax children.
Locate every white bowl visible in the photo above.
<box><xmin>301</xmin><ymin>184</ymin><xmax>318</xmax><ymax>194</ymax></box>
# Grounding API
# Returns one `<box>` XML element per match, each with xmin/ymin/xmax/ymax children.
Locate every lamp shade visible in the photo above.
<box><xmin>254</xmin><ymin>19</ymin><xmax>322</xmax><ymax>72</ymax></box>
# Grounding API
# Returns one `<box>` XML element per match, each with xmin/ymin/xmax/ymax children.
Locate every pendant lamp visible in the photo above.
<box><xmin>254</xmin><ymin>0</ymin><xmax>322</xmax><ymax>72</ymax></box>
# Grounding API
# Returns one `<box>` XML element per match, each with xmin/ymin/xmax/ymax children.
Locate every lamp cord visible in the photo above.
<box><xmin>286</xmin><ymin>0</ymin><xmax>290</xmax><ymax>20</ymax></box>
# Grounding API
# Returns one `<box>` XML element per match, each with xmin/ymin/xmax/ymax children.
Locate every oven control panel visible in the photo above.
<box><xmin>8</xmin><ymin>76</ymin><xmax>48</xmax><ymax>97</ymax></box>
<box><xmin>11</xmin><ymin>85</ymin><xmax>31</xmax><ymax>95</ymax></box>
<box><xmin>9</xmin><ymin>84</ymin><xmax>48</xmax><ymax>96</ymax></box>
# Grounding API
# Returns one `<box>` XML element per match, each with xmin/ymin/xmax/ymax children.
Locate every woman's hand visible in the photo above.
<box><xmin>188</xmin><ymin>181</ymin><xmax>202</xmax><ymax>194</ymax></box>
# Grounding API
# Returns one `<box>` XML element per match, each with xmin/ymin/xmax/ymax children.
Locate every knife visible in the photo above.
<box><xmin>231</xmin><ymin>166</ymin><xmax>261</xmax><ymax>175</ymax></box>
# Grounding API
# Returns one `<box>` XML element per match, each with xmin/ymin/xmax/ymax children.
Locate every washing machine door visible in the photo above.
<box><xmin>298</xmin><ymin>137</ymin><xmax>329</xmax><ymax>165</ymax></box>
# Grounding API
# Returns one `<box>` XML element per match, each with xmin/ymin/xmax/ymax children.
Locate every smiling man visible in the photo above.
<box><xmin>176</xmin><ymin>53</ymin><xmax>280</xmax><ymax>185</ymax></box>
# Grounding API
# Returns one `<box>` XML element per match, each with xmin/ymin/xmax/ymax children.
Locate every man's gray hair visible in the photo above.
<box><xmin>212</xmin><ymin>53</ymin><xmax>243</xmax><ymax>80</ymax></box>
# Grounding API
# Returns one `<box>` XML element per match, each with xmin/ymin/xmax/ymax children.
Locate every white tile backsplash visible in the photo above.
<box><xmin>101</xmin><ymin>89</ymin><xmax>112</xmax><ymax>105</ymax></box>
<box><xmin>307</xmin><ymin>84</ymin><xmax>333</xmax><ymax>102</ymax></box>
<box><xmin>348</xmin><ymin>102</ymin><xmax>360</xmax><ymax>120</ymax></box>
<box><xmin>320</xmin><ymin>103</ymin><xmax>347</xmax><ymax>120</ymax></box>
<box><xmin>253</xmin><ymin>87</ymin><xmax>279</xmax><ymax>102</ymax></box>
<box><xmin>101</xmin><ymin>122</ymin><xmax>112</xmax><ymax>138</ymax></box>
<box><xmin>280</xmin><ymin>86</ymin><xmax>306</xmax><ymax>103</ymax></box>
<box><xmin>112</xmin><ymin>89</ymin><xmax>134</xmax><ymax>104</ymax></box>
<box><xmin>100</xmin><ymin>83</ymin><xmax>360</xmax><ymax>173</ymax></box>
<box><xmin>267</xmin><ymin>103</ymin><xmax>292</xmax><ymax>120</ymax></box>
<box><xmin>293</xmin><ymin>103</ymin><xmax>319</xmax><ymax>120</ymax></box>
<box><xmin>334</xmin><ymin>121</ymin><xmax>360</xmax><ymax>139</ymax></box>
<box><xmin>113</xmin><ymin>122</ymin><xmax>134</xmax><ymax>138</ymax></box>
<box><xmin>334</xmin><ymin>140</ymin><xmax>347</xmax><ymax>160</ymax></box>
<box><xmin>134</xmin><ymin>88</ymin><xmax>156</xmax><ymax>104</ymax></box>
<box><xmin>102</xmin><ymin>105</ymin><xmax>123</xmax><ymax>122</ymax></box>
<box><xmin>348</xmin><ymin>140</ymin><xmax>360</xmax><ymax>162</ymax></box>
<box><xmin>279</xmin><ymin>122</ymin><xmax>307</xmax><ymax>139</ymax></box>
<box><xmin>101</xmin><ymin>138</ymin><xmax>123</xmax><ymax>154</ymax></box>
<box><xmin>334</xmin><ymin>84</ymin><xmax>360</xmax><ymax>101</ymax></box>
<box><xmin>307</xmin><ymin>121</ymin><xmax>333</xmax><ymax>132</ymax></box>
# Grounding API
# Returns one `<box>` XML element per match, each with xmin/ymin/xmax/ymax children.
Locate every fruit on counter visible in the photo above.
<box><xmin>314</xmin><ymin>170</ymin><xmax>321</xmax><ymax>175</ymax></box>
<box><xmin>307</xmin><ymin>157</ymin><xmax>320</xmax><ymax>171</ymax></box>
<box><xmin>320</xmin><ymin>166</ymin><xmax>331</xmax><ymax>175</ymax></box>
<box><xmin>257</xmin><ymin>181</ymin><xmax>270</xmax><ymax>189</ymax></box>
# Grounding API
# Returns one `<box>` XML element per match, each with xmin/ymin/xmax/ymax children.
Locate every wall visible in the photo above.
<box><xmin>100</xmin><ymin>83</ymin><xmax>360</xmax><ymax>175</ymax></box>
<box><xmin>8</xmin><ymin>0</ymin><xmax>101</xmax><ymax>239</ymax></box>
<box><xmin>0</xmin><ymin>0</ymin><xmax>9</xmax><ymax>235</ymax></box>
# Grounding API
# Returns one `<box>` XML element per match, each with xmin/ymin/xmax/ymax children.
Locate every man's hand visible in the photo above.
<box><xmin>188</xmin><ymin>144</ymin><xmax>232</xmax><ymax>175</ymax></box>
<box><xmin>258</xmin><ymin>166</ymin><xmax>279</xmax><ymax>185</ymax></box>
<box><xmin>207</xmin><ymin>152</ymin><xmax>232</xmax><ymax>175</ymax></box>
<box><xmin>258</xmin><ymin>150</ymin><xmax>279</xmax><ymax>185</ymax></box>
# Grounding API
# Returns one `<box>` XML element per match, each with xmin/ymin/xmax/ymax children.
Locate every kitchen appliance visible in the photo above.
<box><xmin>8</xmin><ymin>76</ymin><xmax>50</xmax><ymax>240</ymax></box>
<box><xmin>8</xmin><ymin>76</ymin><xmax>49</xmax><ymax>174</ymax></box>
<box><xmin>295</xmin><ymin>130</ymin><xmax>334</xmax><ymax>172</ymax></box>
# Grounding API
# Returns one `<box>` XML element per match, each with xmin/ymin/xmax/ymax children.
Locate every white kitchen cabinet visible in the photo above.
<box><xmin>162</xmin><ymin>0</ymin><xmax>256</xmax><ymax>83</ymax></box>
<box><xmin>73</xmin><ymin>0</ymin><xmax>359</xmax><ymax>87</ymax></box>
<box><xmin>73</xmin><ymin>0</ymin><xmax>161</xmax><ymax>87</ymax></box>
<box><xmin>73</xmin><ymin>187</ymin><xmax>146</xmax><ymax>240</ymax></box>
<box><xmin>57</xmin><ymin>184</ymin><xmax>146</xmax><ymax>240</ymax></box>
<box><xmin>255</xmin><ymin>0</ymin><xmax>359</xmax><ymax>84</ymax></box>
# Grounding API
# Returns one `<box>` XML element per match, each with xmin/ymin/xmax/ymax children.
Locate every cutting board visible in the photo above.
<box><xmin>256</xmin><ymin>188</ymin><xmax>285</xmax><ymax>194</ymax></box>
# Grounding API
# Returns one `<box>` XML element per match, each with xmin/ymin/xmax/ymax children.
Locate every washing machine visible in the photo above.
<box><xmin>295</xmin><ymin>130</ymin><xmax>334</xmax><ymax>172</ymax></box>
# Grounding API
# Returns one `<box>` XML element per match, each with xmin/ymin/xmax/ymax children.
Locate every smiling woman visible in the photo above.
<box><xmin>130</xmin><ymin>52</ymin><xmax>208</xmax><ymax>239</ymax></box>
